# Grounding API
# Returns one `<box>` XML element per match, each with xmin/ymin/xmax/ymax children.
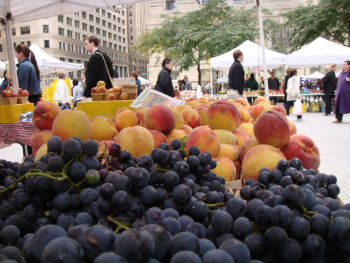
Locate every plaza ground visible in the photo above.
<box><xmin>0</xmin><ymin>112</ymin><xmax>349</xmax><ymax>203</ymax></box>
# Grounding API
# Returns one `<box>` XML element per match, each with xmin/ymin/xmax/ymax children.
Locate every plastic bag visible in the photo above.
<box><xmin>292</xmin><ymin>99</ymin><xmax>303</xmax><ymax>115</ymax></box>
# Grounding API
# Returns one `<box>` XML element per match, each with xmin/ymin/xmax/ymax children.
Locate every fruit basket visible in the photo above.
<box><xmin>0</xmin><ymin>97</ymin><xmax>18</xmax><ymax>105</ymax></box>
<box><xmin>17</xmin><ymin>96</ymin><xmax>29</xmax><ymax>104</ymax></box>
<box><xmin>91</xmin><ymin>93</ymin><xmax>108</xmax><ymax>101</ymax></box>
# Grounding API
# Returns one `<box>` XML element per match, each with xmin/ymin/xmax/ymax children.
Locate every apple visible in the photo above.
<box><xmin>22</xmin><ymin>90</ymin><xmax>29</xmax><ymax>96</ymax></box>
<box><xmin>91</xmin><ymin>87</ymin><xmax>97</xmax><ymax>93</ymax></box>
<box><xmin>108</xmin><ymin>94</ymin><xmax>116</xmax><ymax>100</ymax></box>
<box><xmin>2</xmin><ymin>90</ymin><xmax>12</xmax><ymax>97</ymax></box>
<box><xmin>10</xmin><ymin>93</ymin><xmax>17</xmax><ymax>97</ymax></box>
<box><xmin>5</xmin><ymin>86</ymin><xmax>14</xmax><ymax>93</ymax></box>
<box><xmin>18</xmin><ymin>88</ymin><xmax>23</xmax><ymax>95</ymax></box>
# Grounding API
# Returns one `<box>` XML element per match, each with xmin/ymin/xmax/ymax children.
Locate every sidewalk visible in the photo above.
<box><xmin>0</xmin><ymin>113</ymin><xmax>349</xmax><ymax>203</ymax></box>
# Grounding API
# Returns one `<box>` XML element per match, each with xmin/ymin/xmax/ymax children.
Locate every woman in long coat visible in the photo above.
<box><xmin>334</xmin><ymin>61</ymin><xmax>350</xmax><ymax>123</ymax></box>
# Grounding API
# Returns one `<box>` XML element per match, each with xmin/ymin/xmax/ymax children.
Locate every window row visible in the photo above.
<box><xmin>58</xmin><ymin>41</ymin><xmax>127</xmax><ymax>53</ymax></box>
<box><xmin>58</xmin><ymin>27</ymin><xmax>126</xmax><ymax>43</ymax></box>
<box><xmin>58</xmin><ymin>13</ymin><xmax>126</xmax><ymax>26</ymax></box>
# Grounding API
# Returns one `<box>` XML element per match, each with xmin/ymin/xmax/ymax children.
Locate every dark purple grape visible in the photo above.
<box><xmin>211</xmin><ymin>210</ymin><xmax>233</xmax><ymax>235</ymax></box>
<box><xmin>232</xmin><ymin>216</ymin><xmax>252</xmax><ymax>240</ymax></box>
<box><xmin>170</xmin><ymin>251</ymin><xmax>202</xmax><ymax>263</ymax></box>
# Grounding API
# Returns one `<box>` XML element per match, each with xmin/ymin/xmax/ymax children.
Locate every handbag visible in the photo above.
<box><xmin>96</xmin><ymin>52</ymin><xmax>114</xmax><ymax>88</ymax></box>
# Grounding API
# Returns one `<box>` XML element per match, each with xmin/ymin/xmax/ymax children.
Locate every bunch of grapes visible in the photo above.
<box><xmin>0</xmin><ymin>136</ymin><xmax>349</xmax><ymax>263</ymax></box>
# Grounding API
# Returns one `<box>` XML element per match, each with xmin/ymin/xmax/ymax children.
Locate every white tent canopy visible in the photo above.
<box><xmin>286</xmin><ymin>37</ymin><xmax>350</xmax><ymax>68</ymax></box>
<box><xmin>0</xmin><ymin>61</ymin><xmax>6</xmax><ymax>71</ymax></box>
<box><xmin>217</xmin><ymin>75</ymin><xmax>228</xmax><ymax>83</ymax></box>
<box><xmin>304</xmin><ymin>71</ymin><xmax>324</xmax><ymax>80</ymax></box>
<box><xmin>138</xmin><ymin>76</ymin><xmax>152</xmax><ymax>85</ymax></box>
<box><xmin>209</xmin><ymin>40</ymin><xmax>287</xmax><ymax>71</ymax></box>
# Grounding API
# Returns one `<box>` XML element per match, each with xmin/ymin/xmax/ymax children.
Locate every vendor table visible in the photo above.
<box><xmin>76</xmin><ymin>100</ymin><xmax>134</xmax><ymax>119</ymax></box>
<box><xmin>300</xmin><ymin>93</ymin><xmax>324</xmax><ymax>103</ymax></box>
<box><xmin>0</xmin><ymin>121</ymin><xmax>36</xmax><ymax>145</ymax></box>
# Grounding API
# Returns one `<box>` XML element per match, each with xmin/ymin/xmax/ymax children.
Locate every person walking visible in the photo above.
<box><xmin>183</xmin><ymin>75</ymin><xmax>193</xmax><ymax>90</ymax></box>
<box><xmin>155</xmin><ymin>58</ymin><xmax>174</xmax><ymax>97</ymax></box>
<box><xmin>15</xmin><ymin>44</ymin><xmax>41</xmax><ymax>105</ymax></box>
<box><xmin>268</xmin><ymin>70</ymin><xmax>280</xmax><ymax>104</ymax></box>
<box><xmin>83</xmin><ymin>36</ymin><xmax>113</xmax><ymax>97</ymax></box>
<box><xmin>322</xmin><ymin>64</ymin><xmax>337</xmax><ymax>116</ymax></box>
<box><xmin>72</xmin><ymin>79</ymin><xmax>83</xmax><ymax>108</ymax></box>
<box><xmin>334</xmin><ymin>61</ymin><xmax>350</xmax><ymax>123</ymax></box>
<box><xmin>130</xmin><ymin>71</ymin><xmax>142</xmax><ymax>96</ymax></box>
<box><xmin>228</xmin><ymin>49</ymin><xmax>245</xmax><ymax>100</ymax></box>
<box><xmin>285</xmin><ymin>69</ymin><xmax>300</xmax><ymax>116</ymax></box>
<box><xmin>54</xmin><ymin>72</ymin><xmax>71</xmax><ymax>109</ymax></box>
<box><xmin>283</xmin><ymin>68</ymin><xmax>292</xmax><ymax>103</ymax></box>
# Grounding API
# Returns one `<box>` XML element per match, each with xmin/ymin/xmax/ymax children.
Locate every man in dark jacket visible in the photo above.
<box><xmin>83</xmin><ymin>36</ymin><xmax>113</xmax><ymax>97</ymax></box>
<box><xmin>228</xmin><ymin>49</ymin><xmax>245</xmax><ymax>100</ymax></box>
<box><xmin>268</xmin><ymin>70</ymin><xmax>280</xmax><ymax>104</ymax></box>
<box><xmin>322</xmin><ymin>64</ymin><xmax>337</xmax><ymax>116</ymax></box>
<box><xmin>155</xmin><ymin>58</ymin><xmax>174</xmax><ymax>97</ymax></box>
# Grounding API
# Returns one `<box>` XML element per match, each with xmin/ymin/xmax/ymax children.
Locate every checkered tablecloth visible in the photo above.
<box><xmin>0</xmin><ymin>121</ymin><xmax>36</xmax><ymax>145</ymax></box>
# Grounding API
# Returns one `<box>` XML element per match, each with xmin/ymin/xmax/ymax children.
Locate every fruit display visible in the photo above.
<box><xmin>0</xmin><ymin>96</ymin><xmax>347</xmax><ymax>262</ymax></box>
<box><xmin>0</xmin><ymin>87</ymin><xmax>29</xmax><ymax>105</ymax></box>
<box><xmin>91</xmin><ymin>80</ymin><xmax>131</xmax><ymax>101</ymax></box>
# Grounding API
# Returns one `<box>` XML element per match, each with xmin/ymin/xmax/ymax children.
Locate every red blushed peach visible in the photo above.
<box><xmin>253</xmin><ymin>96</ymin><xmax>270</xmax><ymax>106</ymax></box>
<box><xmin>52</xmin><ymin>110</ymin><xmax>90</xmax><ymax>141</ymax></box>
<box><xmin>180</xmin><ymin>125</ymin><xmax>193</xmax><ymax>136</ymax></box>
<box><xmin>135</xmin><ymin>106</ymin><xmax>148</xmax><ymax>126</ymax></box>
<box><xmin>207</xmin><ymin>100</ymin><xmax>241</xmax><ymax>131</ymax></box>
<box><xmin>240</xmin><ymin>137</ymin><xmax>259</xmax><ymax>161</ymax></box>
<box><xmin>195</xmin><ymin>106</ymin><xmax>208</xmax><ymax>126</ymax></box>
<box><xmin>233</xmin><ymin>129</ymin><xmax>250</xmax><ymax>150</ymax></box>
<box><xmin>170</xmin><ymin>107</ymin><xmax>184</xmax><ymax>129</ymax></box>
<box><xmin>90</xmin><ymin>116</ymin><xmax>117</xmax><ymax>141</ymax></box>
<box><xmin>144</xmin><ymin>104</ymin><xmax>176</xmax><ymax>132</ymax></box>
<box><xmin>237</xmin><ymin>123</ymin><xmax>254</xmax><ymax>137</ymax></box>
<box><xmin>176</xmin><ymin>105</ymin><xmax>192</xmax><ymax>112</ymax></box>
<box><xmin>234</xmin><ymin>98</ymin><xmax>250</xmax><ymax>109</ymax></box>
<box><xmin>281</xmin><ymin>134</ymin><xmax>320</xmax><ymax>170</ymax></box>
<box><xmin>30</xmin><ymin>129</ymin><xmax>52</xmax><ymax>155</ymax></box>
<box><xmin>32</xmin><ymin>101</ymin><xmax>61</xmax><ymax>130</ymax></box>
<box><xmin>211</xmin><ymin>157</ymin><xmax>237</xmax><ymax>182</ymax></box>
<box><xmin>186</xmin><ymin>126</ymin><xmax>221</xmax><ymax>157</ymax></box>
<box><xmin>115</xmin><ymin>109</ymin><xmax>138</xmax><ymax>131</ymax></box>
<box><xmin>253</xmin><ymin>110</ymin><xmax>290</xmax><ymax>148</ymax></box>
<box><xmin>182</xmin><ymin>108</ymin><xmax>201</xmax><ymax>129</ymax></box>
<box><xmin>271</xmin><ymin>105</ymin><xmax>287</xmax><ymax>116</ymax></box>
<box><xmin>118</xmin><ymin>126</ymin><xmax>154</xmax><ymax>158</ymax></box>
<box><xmin>289</xmin><ymin>121</ymin><xmax>297</xmax><ymax>135</ymax></box>
<box><xmin>242</xmin><ymin>144</ymin><xmax>286</xmax><ymax>181</ymax></box>
<box><xmin>149</xmin><ymin>130</ymin><xmax>169</xmax><ymax>148</ymax></box>
<box><xmin>251</xmin><ymin>104</ymin><xmax>269</xmax><ymax>121</ymax></box>
<box><xmin>115</xmin><ymin>108</ymin><xmax>129</xmax><ymax>116</ymax></box>
<box><xmin>213</xmin><ymin>129</ymin><xmax>238</xmax><ymax>145</ymax></box>
<box><xmin>238</xmin><ymin>108</ymin><xmax>251</xmax><ymax>123</ymax></box>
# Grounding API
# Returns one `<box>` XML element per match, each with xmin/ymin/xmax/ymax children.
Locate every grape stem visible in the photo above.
<box><xmin>107</xmin><ymin>215</ymin><xmax>131</xmax><ymax>233</ymax></box>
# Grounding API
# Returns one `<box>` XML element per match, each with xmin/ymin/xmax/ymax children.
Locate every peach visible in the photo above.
<box><xmin>144</xmin><ymin>104</ymin><xmax>176</xmax><ymax>132</ymax></box>
<box><xmin>115</xmin><ymin>109</ymin><xmax>138</xmax><ymax>131</ymax></box>
<box><xmin>176</xmin><ymin>105</ymin><xmax>191</xmax><ymax>112</ymax></box>
<box><xmin>30</xmin><ymin>129</ymin><xmax>52</xmax><ymax>155</ymax></box>
<box><xmin>271</xmin><ymin>105</ymin><xmax>287</xmax><ymax>116</ymax></box>
<box><xmin>240</xmin><ymin>137</ymin><xmax>259</xmax><ymax>161</ymax></box>
<box><xmin>261</xmin><ymin>104</ymin><xmax>274</xmax><ymax>114</ymax></box>
<box><xmin>115</xmin><ymin>108</ymin><xmax>129</xmax><ymax>116</ymax></box>
<box><xmin>186</xmin><ymin>126</ymin><xmax>221</xmax><ymax>157</ymax></box>
<box><xmin>213</xmin><ymin>129</ymin><xmax>238</xmax><ymax>145</ymax></box>
<box><xmin>182</xmin><ymin>108</ymin><xmax>201</xmax><ymax>129</ymax></box>
<box><xmin>120</xmin><ymin>92</ymin><xmax>129</xmax><ymax>100</ymax></box>
<box><xmin>289</xmin><ymin>121</ymin><xmax>297</xmax><ymax>135</ymax></box>
<box><xmin>207</xmin><ymin>100</ymin><xmax>241</xmax><ymax>131</ymax></box>
<box><xmin>211</xmin><ymin>157</ymin><xmax>237</xmax><ymax>182</ymax></box>
<box><xmin>237</xmin><ymin>123</ymin><xmax>254</xmax><ymax>137</ymax></box>
<box><xmin>233</xmin><ymin>129</ymin><xmax>250</xmax><ymax>150</ymax></box>
<box><xmin>35</xmin><ymin>143</ymin><xmax>48</xmax><ymax>161</ymax></box>
<box><xmin>195</xmin><ymin>107</ymin><xmax>208</xmax><ymax>126</ymax></box>
<box><xmin>32</xmin><ymin>101</ymin><xmax>61</xmax><ymax>130</ymax></box>
<box><xmin>149</xmin><ymin>130</ymin><xmax>169</xmax><ymax>148</ymax></box>
<box><xmin>118</xmin><ymin>126</ymin><xmax>154</xmax><ymax>158</ymax></box>
<box><xmin>206</xmin><ymin>100</ymin><xmax>216</xmax><ymax>107</ymax></box>
<box><xmin>234</xmin><ymin>160</ymin><xmax>241</xmax><ymax>175</ymax></box>
<box><xmin>217</xmin><ymin>143</ymin><xmax>240</xmax><ymax>162</ymax></box>
<box><xmin>180</xmin><ymin>125</ymin><xmax>193</xmax><ymax>136</ymax></box>
<box><xmin>186</xmin><ymin>100</ymin><xmax>201</xmax><ymax>109</ymax></box>
<box><xmin>238</xmin><ymin>108</ymin><xmax>251</xmax><ymax>123</ymax></box>
<box><xmin>170</xmin><ymin>108</ymin><xmax>184</xmax><ymax>129</ymax></box>
<box><xmin>281</xmin><ymin>134</ymin><xmax>320</xmax><ymax>170</ymax></box>
<box><xmin>166</xmin><ymin>129</ymin><xmax>186</xmax><ymax>143</ymax></box>
<box><xmin>242</xmin><ymin>144</ymin><xmax>286</xmax><ymax>181</ymax></box>
<box><xmin>253</xmin><ymin>110</ymin><xmax>290</xmax><ymax>148</ymax></box>
<box><xmin>52</xmin><ymin>110</ymin><xmax>90</xmax><ymax>141</ymax></box>
<box><xmin>253</xmin><ymin>96</ymin><xmax>270</xmax><ymax>105</ymax></box>
<box><xmin>90</xmin><ymin>116</ymin><xmax>117</xmax><ymax>141</ymax></box>
<box><xmin>135</xmin><ymin>106</ymin><xmax>148</xmax><ymax>126</ymax></box>
<box><xmin>250</xmin><ymin>104</ymin><xmax>268</xmax><ymax>121</ymax></box>
<box><xmin>234</xmin><ymin>98</ymin><xmax>250</xmax><ymax>109</ymax></box>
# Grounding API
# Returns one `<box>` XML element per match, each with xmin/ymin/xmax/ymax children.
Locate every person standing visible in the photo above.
<box><xmin>322</xmin><ymin>64</ymin><xmax>337</xmax><ymax>116</ymax></box>
<box><xmin>80</xmin><ymin>73</ymin><xmax>86</xmax><ymax>92</ymax></box>
<box><xmin>72</xmin><ymin>79</ymin><xmax>83</xmax><ymax>108</ymax></box>
<box><xmin>155</xmin><ymin>58</ymin><xmax>174</xmax><ymax>97</ymax></box>
<box><xmin>83</xmin><ymin>36</ymin><xmax>113</xmax><ymax>97</ymax></box>
<box><xmin>1</xmin><ymin>70</ymin><xmax>12</xmax><ymax>91</ymax></box>
<box><xmin>53</xmin><ymin>72</ymin><xmax>71</xmax><ymax>109</ymax></box>
<box><xmin>177</xmin><ymin>80</ymin><xmax>185</xmax><ymax>91</ymax></box>
<box><xmin>283</xmin><ymin>68</ymin><xmax>292</xmax><ymax>103</ymax></box>
<box><xmin>228</xmin><ymin>49</ymin><xmax>245</xmax><ymax>100</ymax></box>
<box><xmin>245</xmin><ymin>73</ymin><xmax>258</xmax><ymax>92</ymax></box>
<box><xmin>183</xmin><ymin>75</ymin><xmax>193</xmax><ymax>90</ymax></box>
<box><xmin>334</xmin><ymin>61</ymin><xmax>350</xmax><ymax>123</ymax></box>
<box><xmin>285</xmin><ymin>69</ymin><xmax>300</xmax><ymax>116</ymax></box>
<box><xmin>268</xmin><ymin>70</ymin><xmax>280</xmax><ymax>104</ymax></box>
<box><xmin>130</xmin><ymin>71</ymin><xmax>141</xmax><ymax>96</ymax></box>
<box><xmin>15</xmin><ymin>44</ymin><xmax>41</xmax><ymax>105</ymax></box>
<box><xmin>110</xmin><ymin>58</ymin><xmax>119</xmax><ymax>78</ymax></box>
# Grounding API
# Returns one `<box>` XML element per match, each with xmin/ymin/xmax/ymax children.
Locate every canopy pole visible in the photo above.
<box><xmin>3</xmin><ymin>11</ymin><xmax>19</xmax><ymax>94</ymax></box>
<box><xmin>210</xmin><ymin>68</ymin><xmax>213</xmax><ymax>97</ymax></box>
<box><xmin>257</xmin><ymin>0</ymin><xmax>269</xmax><ymax>97</ymax></box>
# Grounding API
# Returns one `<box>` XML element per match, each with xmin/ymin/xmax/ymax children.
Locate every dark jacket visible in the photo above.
<box><xmin>1</xmin><ymin>79</ymin><xmax>9</xmax><ymax>91</ymax></box>
<box><xmin>16</xmin><ymin>59</ymin><xmax>41</xmax><ymax>95</ymax></box>
<box><xmin>155</xmin><ymin>67</ymin><xmax>174</xmax><ymax>97</ymax></box>
<box><xmin>245</xmin><ymin>78</ymin><xmax>258</xmax><ymax>91</ymax></box>
<box><xmin>84</xmin><ymin>49</ymin><xmax>113</xmax><ymax>97</ymax></box>
<box><xmin>136</xmin><ymin>78</ymin><xmax>142</xmax><ymax>96</ymax></box>
<box><xmin>283</xmin><ymin>75</ymin><xmax>290</xmax><ymax>101</ymax></box>
<box><xmin>268</xmin><ymin>77</ymin><xmax>280</xmax><ymax>90</ymax></box>
<box><xmin>322</xmin><ymin>71</ymin><xmax>337</xmax><ymax>96</ymax></box>
<box><xmin>228</xmin><ymin>60</ymin><xmax>245</xmax><ymax>95</ymax></box>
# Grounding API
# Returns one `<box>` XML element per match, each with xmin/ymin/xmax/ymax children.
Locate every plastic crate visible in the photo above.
<box><xmin>76</xmin><ymin>100</ymin><xmax>134</xmax><ymax>119</ymax></box>
<box><xmin>0</xmin><ymin>103</ymin><xmax>34</xmax><ymax>123</ymax></box>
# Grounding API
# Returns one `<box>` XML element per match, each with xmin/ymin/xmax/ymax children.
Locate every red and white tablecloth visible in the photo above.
<box><xmin>0</xmin><ymin>121</ymin><xmax>36</xmax><ymax>146</ymax></box>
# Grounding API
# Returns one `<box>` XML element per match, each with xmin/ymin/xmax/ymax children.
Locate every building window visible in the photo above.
<box><xmin>90</xmin><ymin>25</ymin><xmax>94</xmax><ymax>33</ymax></box>
<box><xmin>76</xmin><ymin>45</ymin><xmax>78</xmax><ymax>53</ymax></box>
<box><xmin>118</xmin><ymin>27</ymin><xmax>121</xmax><ymax>32</ymax></box>
<box><xmin>130</xmin><ymin>35</ymin><xmax>133</xmax><ymax>40</ymax></box>
<box><xmin>82</xmin><ymin>23</ymin><xmax>87</xmax><ymax>31</ymax></box>
<box><xmin>58</xmin><ymin>15</ymin><xmax>64</xmax><ymax>22</ymax></box>
<box><xmin>68</xmin><ymin>44</ymin><xmax>71</xmax><ymax>51</ymax></box>
<box><xmin>0</xmin><ymin>44</ymin><xmax>2</xmax><ymax>52</ymax></box>
<box><xmin>68</xmin><ymin>59</ymin><xmax>73</xmax><ymax>63</ymax></box>
<box><xmin>82</xmin><ymin>11</ymin><xmax>87</xmax><ymax>19</ymax></box>
<box><xmin>114</xmin><ymin>34</ymin><xmax>117</xmax><ymax>40</ymax></box>
<box><xmin>96</xmin><ymin>28</ymin><xmax>101</xmax><ymax>35</ymax></box>
<box><xmin>79</xmin><ymin>46</ymin><xmax>82</xmax><ymax>53</ymax></box>
<box><xmin>66</xmin><ymin>17</ymin><xmax>72</xmax><ymax>25</ymax></box>
<box><xmin>12</xmin><ymin>28</ymin><xmax>16</xmax><ymax>36</ymax></box>
<box><xmin>103</xmin><ymin>41</ymin><xmax>107</xmax><ymax>47</ymax></box>
<box><xmin>74</xmin><ymin>12</ymin><xmax>79</xmax><ymax>16</ymax></box>
<box><xmin>166</xmin><ymin>0</ymin><xmax>176</xmax><ymax>10</ymax></box>
<box><xmin>43</xmin><ymin>24</ymin><xmax>49</xmax><ymax>33</ymax></box>
<box><xmin>63</xmin><ymin>43</ymin><xmax>65</xmax><ymax>50</ymax></box>
<box><xmin>130</xmin><ymin>12</ymin><xmax>132</xmax><ymax>16</ymax></box>
<box><xmin>67</xmin><ymin>30</ymin><xmax>73</xmax><ymax>38</ymax></box>
<box><xmin>130</xmin><ymin>27</ymin><xmax>133</xmax><ymax>33</ymax></box>
<box><xmin>122</xmin><ymin>19</ymin><xmax>125</xmax><ymax>25</ymax></box>
<box><xmin>114</xmin><ymin>44</ymin><xmax>117</xmax><ymax>50</ymax></box>
<box><xmin>102</xmin><ymin>9</ymin><xmax>106</xmax><ymax>16</ymax></box>
<box><xmin>75</xmin><ymin>20</ymin><xmax>80</xmax><ymax>28</ymax></box>
<box><xmin>89</xmin><ymin>14</ymin><xmax>94</xmax><ymax>22</ymax></box>
<box><xmin>107</xmin><ymin>12</ymin><xmax>111</xmax><ymax>19</ymax></box>
<box><xmin>113</xmin><ymin>15</ymin><xmax>116</xmax><ymax>21</ymax></box>
<box><xmin>122</xmin><ymin>10</ymin><xmax>125</xmax><ymax>16</ymax></box>
<box><xmin>96</xmin><ymin>17</ymin><xmax>100</xmax><ymax>24</ymax></box>
<box><xmin>75</xmin><ymin>32</ymin><xmax>80</xmax><ymax>40</ymax></box>
<box><xmin>122</xmin><ymin>28</ymin><xmax>125</xmax><ymax>34</ymax></box>
<box><xmin>59</xmin><ymin>42</ymin><xmax>62</xmax><ymax>50</ymax></box>
<box><xmin>123</xmin><ymin>37</ymin><xmax>125</xmax><ymax>43</ymax></box>
<box><xmin>108</xmin><ymin>22</ymin><xmax>111</xmax><ymax>29</ymax></box>
<box><xmin>109</xmin><ymin>42</ymin><xmax>112</xmax><ymax>49</ymax></box>
<box><xmin>58</xmin><ymin>27</ymin><xmax>64</xmax><ymax>35</ymax></box>
<box><xmin>44</xmin><ymin>40</ymin><xmax>50</xmax><ymax>48</ymax></box>
<box><xmin>95</xmin><ymin>8</ymin><xmax>99</xmax><ymax>13</ymax></box>
<box><xmin>27</xmin><ymin>41</ymin><xmax>31</xmax><ymax>47</ymax></box>
<box><xmin>130</xmin><ymin>19</ymin><xmax>132</xmax><ymax>25</ymax></box>
<box><xmin>20</xmin><ymin>26</ymin><xmax>30</xmax><ymax>35</ymax></box>
<box><xmin>108</xmin><ymin>32</ymin><xmax>112</xmax><ymax>39</ymax></box>
<box><xmin>113</xmin><ymin>25</ymin><xmax>116</xmax><ymax>30</ymax></box>
<box><xmin>102</xmin><ymin>30</ymin><xmax>106</xmax><ymax>37</ymax></box>
<box><xmin>60</xmin><ymin>57</ymin><xmax>65</xmax><ymax>61</ymax></box>
<box><xmin>123</xmin><ymin>47</ymin><xmax>126</xmax><ymax>52</ymax></box>
<box><xmin>102</xmin><ymin>20</ymin><xmax>106</xmax><ymax>26</ymax></box>
<box><xmin>118</xmin><ymin>36</ymin><xmax>121</xmax><ymax>41</ymax></box>
<box><xmin>118</xmin><ymin>17</ymin><xmax>121</xmax><ymax>23</ymax></box>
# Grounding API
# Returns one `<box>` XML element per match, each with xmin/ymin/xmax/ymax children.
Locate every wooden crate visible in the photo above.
<box><xmin>121</xmin><ymin>84</ymin><xmax>137</xmax><ymax>93</ymax></box>
<box><xmin>17</xmin><ymin>97</ymin><xmax>29</xmax><ymax>104</ymax></box>
<box><xmin>0</xmin><ymin>97</ymin><xmax>18</xmax><ymax>105</ymax></box>
<box><xmin>91</xmin><ymin>93</ymin><xmax>107</xmax><ymax>101</ymax></box>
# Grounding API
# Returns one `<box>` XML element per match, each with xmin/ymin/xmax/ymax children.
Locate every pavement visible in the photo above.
<box><xmin>0</xmin><ymin>112</ymin><xmax>349</xmax><ymax>203</ymax></box>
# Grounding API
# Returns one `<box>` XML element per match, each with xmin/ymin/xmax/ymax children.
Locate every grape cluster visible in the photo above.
<box><xmin>0</xmin><ymin>136</ymin><xmax>349</xmax><ymax>263</ymax></box>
